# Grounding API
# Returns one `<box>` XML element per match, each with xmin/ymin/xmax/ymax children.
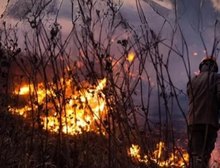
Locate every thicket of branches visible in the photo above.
<box><xmin>0</xmin><ymin>0</ymin><xmax>219</xmax><ymax>167</ymax></box>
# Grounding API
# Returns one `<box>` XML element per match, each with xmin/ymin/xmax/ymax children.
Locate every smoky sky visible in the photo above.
<box><xmin>161</xmin><ymin>0</ymin><xmax>219</xmax><ymax>53</ymax></box>
<box><xmin>3</xmin><ymin>0</ymin><xmax>220</xmax><ymax>117</ymax></box>
<box><xmin>4</xmin><ymin>0</ymin><xmax>220</xmax><ymax>92</ymax></box>
<box><xmin>4</xmin><ymin>0</ymin><xmax>220</xmax><ymax>97</ymax></box>
<box><xmin>149</xmin><ymin>0</ymin><xmax>220</xmax><ymax>75</ymax></box>
<box><xmin>119</xmin><ymin>0</ymin><xmax>220</xmax><ymax>127</ymax></box>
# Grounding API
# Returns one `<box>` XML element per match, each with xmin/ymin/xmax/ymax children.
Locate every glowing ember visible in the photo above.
<box><xmin>8</xmin><ymin>105</ymin><xmax>32</xmax><ymax>118</ymax></box>
<box><xmin>128</xmin><ymin>142</ymin><xmax>189</xmax><ymax>167</ymax></box>
<box><xmin>127</xmin><ymin>51</ymin><xmax>135</xmax><ymax>62</ymax></box>
<box><xmin>9</xmin><ymin>78</ymin><xmax>107</xmax><ymax>135</ymax></box>
<box><xmin>129</xmin><ymin>144</ymin><xmax>141</xmax><ymax>160</ymax></box>
<box><xmin>193</xmin><ymin>52</ymin><xmax>198</xmax><ymax>56</ymax></box>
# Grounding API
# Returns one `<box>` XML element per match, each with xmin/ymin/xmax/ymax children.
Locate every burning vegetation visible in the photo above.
<box><xmin>128</xmin><ymin>142</ymin><xmax>189</xmax><ymax>167</ymax></box>
<box><xmin>0</xmin><ymin>0</ymin><xmax>194</xmax><ymax>167</ymax></box>
<box><xmin>6</xmin><ymin>73</ymin><xmax>189</xmax><ymax>167</ymax></box>
<box><xmin>9</xmin><ymin>77</ymin><xmax>107</xmax><ymax>135</ymax></box>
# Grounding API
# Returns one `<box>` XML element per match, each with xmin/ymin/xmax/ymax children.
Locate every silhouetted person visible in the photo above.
<box><xmin>187</xmin><ymin>57</ymin><xmax>220</xmax><ymax>168</ymax></box>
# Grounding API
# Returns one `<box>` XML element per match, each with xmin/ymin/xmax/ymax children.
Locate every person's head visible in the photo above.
<box><xmin>199</xmin><ymin>57</ymin><xmax>218</xmax><ymax>73</ymax></box>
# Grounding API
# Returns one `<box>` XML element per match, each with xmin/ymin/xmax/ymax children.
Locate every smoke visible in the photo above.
<box><xmin>6</xmin><ymin>0</ymin><xmax>57</xmax><ymax>19</ymax></box>
<box><xmin>144</xmin><ymin>0</ymin><xmax>173</xmax><ymax>10</ymax></box>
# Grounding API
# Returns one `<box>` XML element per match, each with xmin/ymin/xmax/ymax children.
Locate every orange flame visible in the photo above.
<box><xmin>9</xmin><ymin>78</ymin><xmax>107</xmax><ymax>135</ymax></box>
<box><xmin>129</xmin><ymin>144</ymin><xmax>141</xmax><ymax>160</ymax></box>
<box><xmin>128</xmin><ymin>142</ymin><xmax>189</xmax><ymax>167</ymax></box>
<box><xmin>127</xmin><ymin>51</ymin><xmax>135</xmax><ymax>63</ymax></box>
<box><xmin>14</xmin><ymin>85</ymin><xmax>33</xmax><ymax>95</ymax></box>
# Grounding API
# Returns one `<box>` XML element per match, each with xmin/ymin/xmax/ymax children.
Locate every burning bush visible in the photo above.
<box><xmin>128</xmin><ymin>142</ymin><xmax>189</xmax><ymax>167</ymax></box>
<box><xmin>9</xmin><ymin>77</ymin><xmax>107</xmax><ymax>135</ymax></box>
<box><xmin>0</xmin><ymin>0</ymin><xmax>193</xmax><ymax>167</ymax></box>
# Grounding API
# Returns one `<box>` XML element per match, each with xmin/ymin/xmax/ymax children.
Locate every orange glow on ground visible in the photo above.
<box><xmin>128</xmin><ymin>142</ymin><xmax>189</xmax><ymax>167</ymax></box>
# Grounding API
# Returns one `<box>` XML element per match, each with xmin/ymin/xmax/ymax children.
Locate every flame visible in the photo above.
<box><xmin>128</xmin><ymin>142</ymin><xmax>189</xmax><ymax>167</ymax></box>
<box><xmin>154</xmin><ymin>141</ymin><xmax>165</xmax><ymax>159</ymax></box>
<box><xmin>8</xmin><ymin>105</ymin><xmax>32</xmax><ymax>118</ymax></box>
<box><xmin>9</xmin><ymin>78</ymin><xmax>107</xmax><ymax>135</ymax></box>
<box><xmin>14</xmin><ymin>85</ymin><xmax>33</xmax><ymax>95</ymax></box>
<box><xmin>129</xmin><ymin>144</ymin><xmax>142</xmax><ymax>160</ymax></box>
<box><xmin>127</xmin><ymin>51</ymin><xmax>135</xmax><ymax>63</ymax></box>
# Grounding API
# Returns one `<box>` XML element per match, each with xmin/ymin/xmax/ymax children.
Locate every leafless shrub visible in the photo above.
<box><xmin>1</xmin><ymin>0</ymin><xmax>219</xmax><ymax>167</ymax></box>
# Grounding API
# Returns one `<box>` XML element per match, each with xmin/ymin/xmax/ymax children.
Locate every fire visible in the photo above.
<box><xmin>128</xmin><ymin>142</ymin><xmax>189</xmax><ymax>167</ymax></box>
<box><xmin>129</xmin><ymin>144</ymin><xmax>142</xmax><ymax>160</ymax></box>
<box><xmin>14</xmin><ymin>85</ymin><xmax>33</xmax><ymax>95</ymax></box>
<box><xmin>8</xmin><ymin>105</ymin><xmax>32</xmax><ymax>118</ymax></box>
<box><xmin>10</xmin><ymin>76</ymin><xmax>189</xmax><ymax>166</ymax></box>
<box><xmin>9</xmin><ymin>78</ymin><xmax>107</xmax><ymax>135</ymax></box>
<box><xmin>127</xmin><ymin>51</ymin><xmax>135</xmax><ymax>62</ymax></box>
<box><xmin>154</xmin><ymin>141</ymin><xmax>165</xmax><ymax>159</ymax></box>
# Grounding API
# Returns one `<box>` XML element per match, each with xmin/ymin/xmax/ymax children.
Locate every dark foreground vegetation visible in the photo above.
<box><xmin>0</xmin><ymin>110</ymin><xmax>109</xmax><ymax>167</ymax></box>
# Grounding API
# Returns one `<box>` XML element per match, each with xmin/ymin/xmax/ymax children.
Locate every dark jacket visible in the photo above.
<box><xmin>187</xmin><ymin>71</ymin><xmax>220</xmax><ymax>127</ymax></box>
